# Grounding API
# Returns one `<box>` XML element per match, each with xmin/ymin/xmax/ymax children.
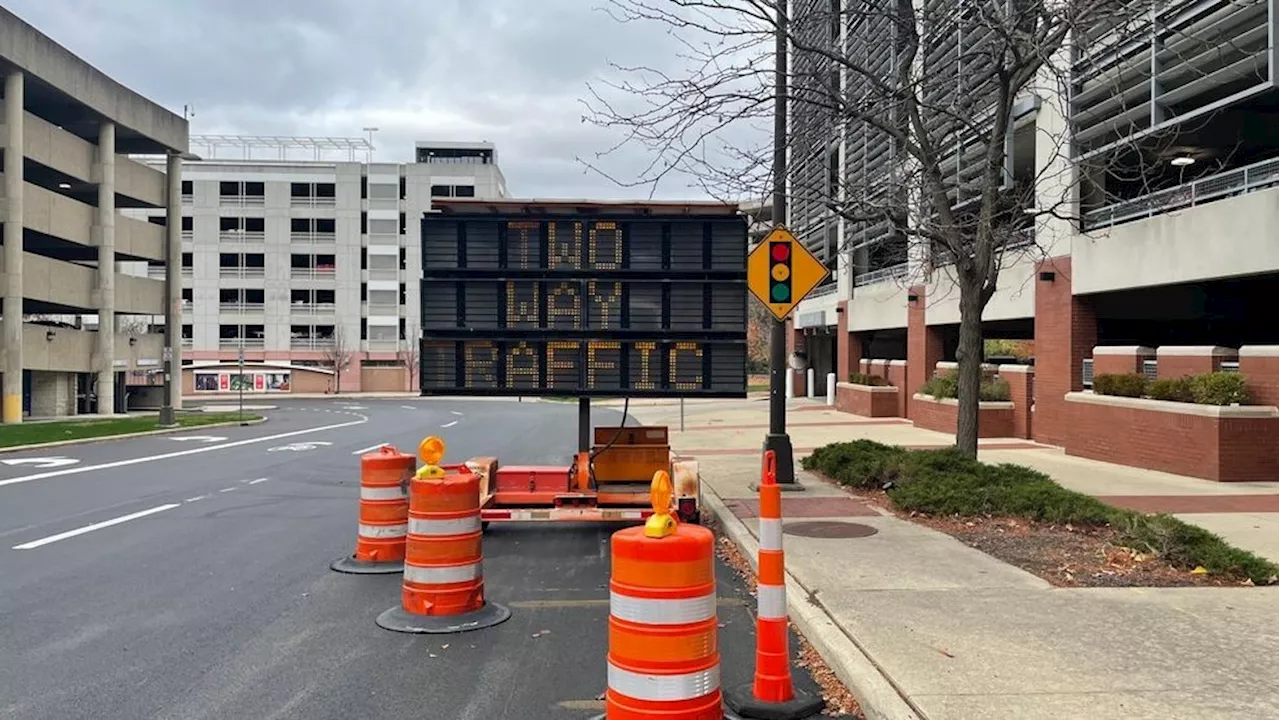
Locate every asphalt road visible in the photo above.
<box><xmin>0</xmin><ymin>398</ymin><xmax>830</xmax><ymax>719</ymax></box>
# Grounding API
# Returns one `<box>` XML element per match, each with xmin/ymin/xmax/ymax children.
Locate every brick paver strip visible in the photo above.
<box><xmin>722</xmin><ymin>496</ymin><xmax>879</xmax><ymax>519</ymax></box>
<box><xmin>678</xmin><ymin>442</ymin><xmax>1042</xmax><ymax>458</ymax></box>
<box><xmin>1097</xmin><ymin>494</ymin><xmax>1279</xmax><ymax>514</ymax></box>
<box><xmin>680</xmin><ymin>419</ymin><xmax>909</xmax><ymax>432</ymax></box>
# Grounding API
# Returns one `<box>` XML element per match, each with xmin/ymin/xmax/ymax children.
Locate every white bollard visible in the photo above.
<box><xmin>807</xmin><ymin>368</ymin><xmax>816</xmax><ymax>398</ymax></box>
<box><xmin>826</xmin><ymin>372</ymin><xmax>836</xmax><ymax>406</ymax></box>
<box><xmin>785</xmin><ymin>369</ymin><xmax>795</xmax><ymax>399</ymax></box>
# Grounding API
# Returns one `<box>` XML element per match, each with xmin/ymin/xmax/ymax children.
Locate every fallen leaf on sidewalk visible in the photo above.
<box><xmin>935</xmin><ymin>647</ymin><xmax>955</xmax><ymax>658</ymax></box>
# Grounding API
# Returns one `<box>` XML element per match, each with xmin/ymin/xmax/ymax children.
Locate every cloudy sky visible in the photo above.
<box><xmin>7</xmin><ymin>0</ymin><xmax>749</xmax><ymax>200</ymax></box>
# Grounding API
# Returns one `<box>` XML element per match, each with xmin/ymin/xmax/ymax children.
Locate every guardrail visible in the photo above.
<box><xmin>290</xmin><ymin>303</ymin><xmax>337</xmax><ymax>315</ymax></box>
<box><xmin>219</xmin><ymin>267</ymin><xmax>266</xmax><ymax>279</ymax></box>
<box><xmin>291</xmin><ymin>233</ymin><xmax>337</xmax><ymax>245</ymax></box>
<box><xmin>808</xmin><ymin>283</ymin><xmax>838</xmax><ymax>299</ymax></box>
<box><xmin>290</xmin><ymin>338</ymin><xmax>336</xmax><ymax>349</ymax></box>
<box><xmin>219</xmin><ymin>338</ymin><xmax>265</xmax><ymax>349</ymax></box>
<box><xmin>1082</xmin><ymin>158</ymin><xmax>1278</xmax><ymax>230</ymax></box>
<box><xmin>219</xmin><ymin>303</ymin><xmax>265</xmax><ymax>314</ymax></box>
<box><xmin>290</xmin><ymin>268</ymin><xmax>337</xmax><ymax>280</ymax></box>
<box><xmin>219</xmin><ymin>231</ymin><xmax>266</xmax><ymax>244</ymax></box>
<box><xmin>290</xmin><ymin>197</ymin><xmax>336</xmax><ymax>208</ymax></box>
<box><xmin>219</xmin><ymin>195</ymin><xmax>266</xmax><ymax>208</ymax></box>
<box><xmin>853</xmin><ymin>263</ymin><xmax>908</xmax><ymax>288</ymax></box>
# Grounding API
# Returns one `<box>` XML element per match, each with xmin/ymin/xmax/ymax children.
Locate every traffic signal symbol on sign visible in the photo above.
<box><xmin>768</xmin><ymin>241</ymin><xmax>792</xmax><ymax>303</ymax></box>
<box><xmin>747</xmin><ymin>227</ymin><xmax>831</xmax><ymax>321</ymax></box>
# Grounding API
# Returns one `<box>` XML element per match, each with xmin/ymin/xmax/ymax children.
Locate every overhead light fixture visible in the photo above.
<box><xmin>58</xmin><ymin>182</ymin><xmax>72</xmax><ymax>189</ymax></box>
<box><xmin>1170</xmin><ymin>156</ymin><xmax>1196</xmax><ymax>167</ymax></box>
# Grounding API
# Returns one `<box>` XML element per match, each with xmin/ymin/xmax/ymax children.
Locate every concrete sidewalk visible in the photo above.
<box><xmin>633</xmin><ymin>399</ymin><xmax>1280</xmax><ymax>720</ymax></box>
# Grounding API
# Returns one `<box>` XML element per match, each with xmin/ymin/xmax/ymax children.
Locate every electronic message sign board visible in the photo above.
<box><xmin>419</xmin><ymin>199</ymin><xmax>748</xmax><ymax>398</ymax></box>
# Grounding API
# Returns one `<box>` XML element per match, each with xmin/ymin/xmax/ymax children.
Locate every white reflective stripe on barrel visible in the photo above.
<box><xmin>607</xmin><ymin>662</ymin><xmax>720</xmax><ymax>701</ymax></box>
<box><xmin>758</xmin><ymin>518</ymin><xmax>783</xmax><ymax>551</ymax></box>
<box><xmin>403</xmin><ymin>561</ymin><xmax>482</xmax><ymax>585</ymax></box>
<box><xmin>609</xmin><ymin>591</ymin><xmax>716</xmax><ymax>625</ymax></box>
<box><xmin>407</xmin><ymin>515</ymin><xmax>482</xmax><ymax>536</ymax></box>
<box><xmin>757</xmin><ymin>583</ymin><xmax>787</xmax><ymax>620</ymax></box>
<box><xmin>358</xmin><ymin>523</ymin><xmax>407</xmax><ymax>538</ymax></box>
<box><xmin>360</xmin><ymin>486</ymin><xmax>407</xmax><ymax>501</ymax></box>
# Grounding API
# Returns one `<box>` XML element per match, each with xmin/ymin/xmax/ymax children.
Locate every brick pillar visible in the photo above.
<box><xmin>1239</xmin><ymin>346</ymin><xmax>1279</xmax><ymax>407</ymax></box>
<box><xmin>1033</xmin><ymin>257</ymin><xmax>1096</xmax><ymax>447</ymax></box>
<box><xmin>1092</xmin><ymin>346</ymin><xmax>1155</xmax><ymax>376</ymax></box>
<box><xmin>887</xmin><ymin>360</ymin><xmax>908</xmax><ymax>417</ymax></box>
<box><xmin>907</xmin><ymin>286</ymin><xmax>943</xmax><ymax>419</ymax></box>
<box><xmin>1000</xmin><ymin>365</ymin><xmax>1034</xmax><ymax>439</ymax></box>
<box><xmin>1156</xmin><ymin>346</ymin><xmax>1236</xmax><ymax>379</ymax></box>
<box><xmin>836</xmin><ymin>301</ymin><xmax>860</xmax><ymax>382</ymax></box>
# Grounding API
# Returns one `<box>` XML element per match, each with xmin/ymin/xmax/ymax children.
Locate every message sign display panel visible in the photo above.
<box><xmin>419</xmin><ymin>201</ymin><xmax>748</xmax><ymax>398</ymax></box>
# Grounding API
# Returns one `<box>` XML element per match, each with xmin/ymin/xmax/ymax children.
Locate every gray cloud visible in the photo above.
<box><xmin>7</xmin><ymin>0</ymin><xmax>735</xmax><ymax>200</ymax></box>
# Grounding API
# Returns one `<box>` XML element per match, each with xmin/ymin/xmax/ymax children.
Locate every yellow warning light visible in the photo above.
<box><xmin>644</xmin><ymin>470</ymin><xmax>678</xmax><ymax>538</ymax></box>
<box><xmin>419</xmin><ymin>435</ymin><xmax>446</xmax><ymax>465</ymax></box>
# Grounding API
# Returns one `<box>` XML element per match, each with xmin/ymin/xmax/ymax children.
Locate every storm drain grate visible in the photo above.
<box><xmin>782</xmin><ymin>521</ymin><xmax>879</xmax><ymax>539</ymax></box>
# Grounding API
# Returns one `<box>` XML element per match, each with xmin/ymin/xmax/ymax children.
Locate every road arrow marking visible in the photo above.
<box><xmin>441</xmin><ymin>420</ymin><xmax>459</xmax><ymax>429</ymax></box>
<box><xmin>169</xmin><ymin>435</ymin><xmax>227</xmax><ymax>443</ymax></box>
<box><xmin>267</xmin><ymin>441</ymin><xmax>334</xmax><ymax>452</ymax></box>
<box><xmin>0</xmin><ymin>457</ymin><xmax>79</xmax><ymax>469</ymax></box>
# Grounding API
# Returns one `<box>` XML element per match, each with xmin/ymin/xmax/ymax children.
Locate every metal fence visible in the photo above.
<box><xmin>853</xmin><ymin>263</ymin><xmax>908</xmax><ymax>288</ymax></box>
<box><xmin>1082</xmin><ymin>158</ymin><xmax>1278</xmax><ymax>230</ymax></box>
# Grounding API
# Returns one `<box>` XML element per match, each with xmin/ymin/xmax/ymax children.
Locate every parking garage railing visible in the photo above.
<box><xmin>1082</xmin><ymin>158</ymin><xmax>1279</xmax><ymax>231</ymax></box>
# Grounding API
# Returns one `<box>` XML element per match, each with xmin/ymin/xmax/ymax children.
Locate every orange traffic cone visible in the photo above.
<box><xmin>375</xmin><ymin>436</ymin><xmax>510</xmax><ymax>634</ymax></box>
<box><xmin>724</xmin><ymin>451</ymin><xmax>823</xmax><ymax>719</ymax></box>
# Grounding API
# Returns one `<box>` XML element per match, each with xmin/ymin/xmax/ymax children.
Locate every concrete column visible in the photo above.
<box><xmin>95</xmin><ymin>122</ymin><xmax>116</xmax><ymax>415</ymax></box>
<box><xmin>164</xmin><ymin>151</ymin><xmax>183</xmax><ymax>417</ymax></box>
<box><xmin>2</xmin><ymin>70</ymin><xmax>23</xmax><ymax>424</ymax></box>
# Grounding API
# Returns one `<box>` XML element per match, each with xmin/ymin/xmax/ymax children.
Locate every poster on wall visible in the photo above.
<box><xmin>195</xmin><ymin>370</ymin><xmax>294</xmax><ymax>393</ymax></box>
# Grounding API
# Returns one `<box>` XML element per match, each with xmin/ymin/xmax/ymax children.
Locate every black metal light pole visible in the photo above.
<box><xmin>763</xmin><ymin>0</ymin><xmax>796</xmax><ymax>484</ymax></box>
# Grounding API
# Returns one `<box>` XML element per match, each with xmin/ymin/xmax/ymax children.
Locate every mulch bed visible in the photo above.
<box><xmin>842</xmin><ymin>486</ymin><xmax>1253</xmax><ymax>588</ymax></box>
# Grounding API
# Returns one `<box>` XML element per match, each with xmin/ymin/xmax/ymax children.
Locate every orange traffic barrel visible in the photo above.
<box><xmin>331</xmin><ymin>444</ymin><xmax>414</xmax><ymax>575</ymax></box>
<box><xmin>601</xmin><ymin>476</ymin><xmax>724</xmax><ymax>719</ymax></box>
<box><xmin>376</xmin><ymin>436</ymin><xmax>510</xmax><ymax>634</ymax></box>
<box><xmin>724</xmin><ymin>450</ymin><xmax>822</xmax><ymax>719</ymax></box>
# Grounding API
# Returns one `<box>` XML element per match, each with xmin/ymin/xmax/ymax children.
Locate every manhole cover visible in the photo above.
<box><xmin>783</xmin><ymin>521</ymin><xmax>879</xmax><ymax>539</ymax></box>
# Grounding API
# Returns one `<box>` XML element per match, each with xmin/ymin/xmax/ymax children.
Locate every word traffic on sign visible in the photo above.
<box><xmin>747</xmin><ymin>225</ymin><xmax>830</xmax><ymax>321</ymax></box>
<box><xmin>418</xmin><ymin>199</ymin><xmax>749</xmax><ymax>398</ymax></box>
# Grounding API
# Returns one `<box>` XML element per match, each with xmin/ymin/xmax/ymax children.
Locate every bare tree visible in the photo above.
<box><xmin>323</xmin><ymin>326</ymin><xmax>355</xmax><ymax>394</ymax></box>
<box><xmin>397</xmin><ymin>327</ymin><xmax>421</xmax><ymax>392</ymax></box>
<box><xmin>582</xmin><ymin>0</ymin><xmax>1141</xmax><ymax>457</ymax></box>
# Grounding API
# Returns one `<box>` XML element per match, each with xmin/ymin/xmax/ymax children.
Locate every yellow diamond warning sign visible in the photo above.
<box><xmin>747</xmin><ymin>226</ymin><xmax>831</xmax><ymax>321</ymax></box>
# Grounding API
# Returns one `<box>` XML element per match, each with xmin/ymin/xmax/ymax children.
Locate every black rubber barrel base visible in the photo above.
<box><xmin>375</xmin><ymin>602</ymin><xmax>511</xmax><ymax>634</ymax></box>
<box><xmin>724</xmin><ymin>682</ymin><xmax>825</xmax><ymax>720</ymax></box>
<box><xmin>330</xmin><ymin>555</ymin><xmax>403</xmax><ymax>575</ymax></box>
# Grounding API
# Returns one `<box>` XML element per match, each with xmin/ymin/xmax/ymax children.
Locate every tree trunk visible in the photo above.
<box><xmin>954</xmin><ymin>280</ymin><xmax>985</xmax><ymax>458</ymax></box>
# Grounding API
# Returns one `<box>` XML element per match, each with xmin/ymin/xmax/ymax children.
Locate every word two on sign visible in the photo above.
<box><xmin>419</xmin><ymin>201</ymin><xmax>749</xmax><ymax>398</ymax></box>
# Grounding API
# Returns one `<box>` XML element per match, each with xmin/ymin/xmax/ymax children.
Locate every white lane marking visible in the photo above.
<box><xmin>169</xmin><ymin>435</ymin><xmax>227</xmax><ymax>443</ymax></box>
<box><xmin>12</xmin><ymin>504</ymin><xmax>180</xmax><ymax>550</ymax></box>
<box><xmin>248</xmin><ymin>478</ymin><xmax>269</xmax><ymax>485</ymax></box>
<box><xmin>342</xmin><ymin>405</ymin><xmax>368</xmax><ymax>410</ymax></box>
<box><xmin>267</xmin><ymin>441</ymin><xmax>333</xmax><ymax>452</ymax></box>
<box><xmin>450</xmin><ymin>411</ymin><xmax>464</xmax><ymax>416</ymax></box>
<box><xmin>219</xmin><ymin>487</ymin><xmax>237</xmax><ymax>493</ymax></box>
<box><xmin>351</xmin><ymin>443</ymin><xmax>387</xmax><ymax>456</ymax></box>
<box><xmin>0</xmin><ymin>416</ymin><xmax>367</xmax><ymax>489</ymax></box>
<box><xmin>401</xmin><ymin>405</ymin><xmax>416</xmax><ymax>410</ymax></box>
<box><xmin>1</xmin><ymin>457</ymin><xmax>79</xmax><ymax>469</ymax></box>
<box><xmin>441</xmin><ymin>420</ymin><xmax>459</xmax><ymax>428</ymax></box>
<box><xmin>185</xmin><ymin>495</ymin><xmax>208</xmax><ymax>502</ymax></box>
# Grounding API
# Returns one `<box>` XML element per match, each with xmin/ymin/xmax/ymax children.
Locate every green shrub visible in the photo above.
<box><xmin>847</xmin><ymin>372</ymin><xmax>889</xmax><ymax>387</ymax></box>
<box><xmin>1147</xmin><ymin>377</ymin><xmax>1195</xmax><ymax>403</ymax></box>
<box><xmin>980</xmin><ymin>377</ymin><xmax>1012</xmax><ymax>402</ymax></box>
<box><xmin>1189</xmin><ymin>372</ymin><xmax>1251</xmax><ymax>406</ymax></box>
<box><xmin>1093</xmin><ymin>373</ymin><xmax>1147</xmax><ymax>398</ymax></box>
<box><xmin>920</xmin><ymin>371</ymin><xmax>959</xmax><ymax>399</ymax></box>
<box><xmin>920</xmin><ymin>370</ymin><xmax>1011</xmax><ymax>402</ymax></box>
<box><xmin>803</xmin><ymin>440</ymin><xmax>1279</xmax><ymax>585</ymax></box>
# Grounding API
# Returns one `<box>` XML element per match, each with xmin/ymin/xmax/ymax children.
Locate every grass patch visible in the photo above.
<box><xmin>0</xmin><ymin>412</ymin><xmax>261</xmax><ymax>449</ymax></box>
<box><xmin>801</xmin><ymin>440</ymin><xmax>1279</xmax><ymax>585</ymax></box>
<box><xmin>747</xmin><ymin>383</ymin><xmax>770</xmax><ymax>392</ymax></box>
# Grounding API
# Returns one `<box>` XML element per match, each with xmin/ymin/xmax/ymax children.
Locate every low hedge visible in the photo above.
<box><xmin>801</xmin><ymin>440</ymin><xmax>1278</xmax><ymax>585</ymax></box>
<box><xmin>920</xmin><ymin>370</ymin><xmax>1011</xmax><ymax>402</ymax></box>
<box><xmin>847</xmin><ymin>372</ymin><xmax>890</xmax><ymax>387</ymax></box>
<box><xmin>1094</xmin><ymin>371</ymin><xmax>1252</xmax><ymax>405</ymax></box>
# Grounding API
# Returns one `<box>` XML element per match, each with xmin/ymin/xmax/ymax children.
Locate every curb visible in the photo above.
<box><xmin>0</xmin><ymin>416</ymin><xmax>268</xmax><ymax>454</ymax></box>
<box><xmin>701</xmin><ymin>485</ymin><xmax>924</xmax><ymax>720</ymax></box>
